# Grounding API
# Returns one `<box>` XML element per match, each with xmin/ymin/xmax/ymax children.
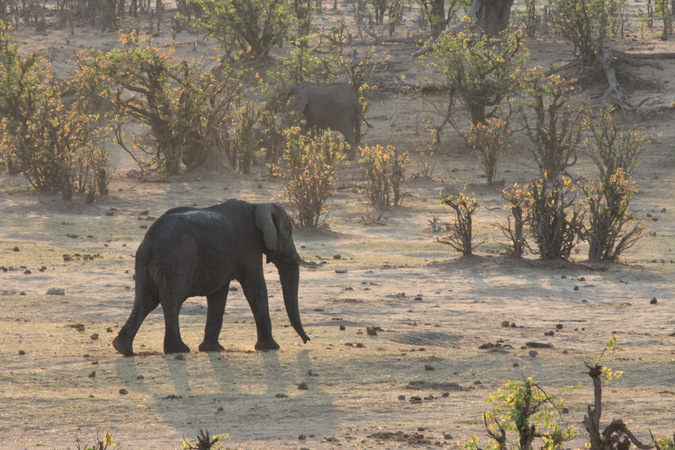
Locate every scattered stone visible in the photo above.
<box><xmin>106</xmin><ymin>328</ymin><xmax>113</xmax><ymax>333</ymax></box>
<box><xmin>298</xmin><ymin>434</ymin><xmax>307</xmax><ymax>440</ymax></box>
<box><xmin>366</xmin><ymin>327</ymin><xmax>378</xmax><ymax>336</ymax></box>
<box><xmin>275</xmin><ymin>393</ymin><xmax>288</xmax><ymax>398</ymax></box>
<box><xmin>90</xmin><ymin>333</ymin><xmax>99</xmax><ymax>340</ymax></box>
<box><xmin>561</xmin><ymin>275</ymin><xmax>567</xmax><ymax>279</ymax></box>
<box><xmin>398</xmin><ymin>395</ymin><xmax>406</xmax><ymax>401</ymax></box>
<box><xmin>88</xmin><ymin>371</ymin><xmax>96</xmax><ymax>378</ymax></box>
<box><xmin>333</xmin><ymin>254</ymin><xmax>342</xmax><ymax>260</ymax></box>
<box><xmin>424</xmin><ymin>365</ymin><xmax>435</xmax><ymax>371</ymax></box>
<box><xmin>556</xmin><ymin>324</ymin><xmax>563</xmax><ymax>330</ymax></box>
<box><xmin>526</xmin><ymin>342</ymin><xmax>553</xmax><ymax>349</ymax></box>
<box><xmin>529</xmin><ymin>350</ymin><xmax>538</xmax><ymax>357</ymax></box>
<box><xmin>67</xmin><ymin>323</ymin><xmax>86</xmax><ymax>332</ymax></box>
<box><xmin>174</xmin><ymin>354</ymin><xmax>184</xmax><ymax>360</ymax></box>
<box><xmin>409</xmin><ymin>396</ymin><xmax>423</xmax><ymax>403</ymax></box>
<box><xmin>650</xmin><ymin>297</ymin><xmax>658</xmax><ymax>304</ymax></box>
<box><xmin>513</xmin><ymin>362</ymin><xmax>519</xmax><ymax>367</ymax></box>
<box><xmin>119</xmin><ymin>389</ymin><xmax>128</xmax><ymax>395</ymax></box>
<box><xmin>339</xmin><ymin>325</ymin><xmax>346</xmax><ymax>331</ymax></box>
<box><xmin>573</xmin><ymin>285</ymin><xmax>580</xmax><ymax>291</ymax></box>
<box><xmin>407</xmin><ymin>381</ymin><xmax>461</xmax><ymax>391</ymax></box>
<box><xmin>501</xmin><ymin>320</ymin><xmax>511</xmax><ymax>327</ymax></box>
<box><xmin>335</xmin><ymin>269</ymin><xmax>348</xmax><ymax>274</ymax></box>
<box><xmin>578</xmin><ymin>276</ymin><xmax>586</xmax><ymax>281</ymax></box>
<box><xmin>136</xmin><ymin>375</ymin><xmax>144</xmax><ymax>380</ymax></box>
<box><xmin>544</xmin><ymin>331</ymin><xmax>554</xmax><ymax>336</ymax></box>
<box><xmin>46</xmin><ymin>288</ymin><xmax>65</xmax><ymax>296</ymax></box>
<box><xmin>18</xmin><ymin>350</ymin><xmax>25</xmax><ymax>355</ymax></box>
<box><xmin>510</xmin><ymin>322</ymin><xmax>517</xmax><ymax>328</ymax></box>
<box><xmin>24</xmin><ymin>269</ymin><xmax>31</xmax><ymax>275</ymax></box>
<box><xmin>298</xmin><ymin>382</ymin><xmax>308</xmax><ymax>390</ymax></box>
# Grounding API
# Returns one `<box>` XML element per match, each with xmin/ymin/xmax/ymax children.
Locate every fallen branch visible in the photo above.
<box><xmin>596</xmin><ymin>47</ymin><xmax>633</xmax><ymax>112</ymax></box>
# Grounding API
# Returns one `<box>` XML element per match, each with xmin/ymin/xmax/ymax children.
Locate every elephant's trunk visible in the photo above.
<box><xmin>276</xmin><ymin>261</ymin><xmax>310</xmax><ymax>344</ymax></box>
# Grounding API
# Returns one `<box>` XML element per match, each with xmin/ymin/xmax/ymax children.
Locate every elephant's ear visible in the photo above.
<box><xmin>290</xmin><ymin>89</ymin><xmax>309</xmax><ymax>114</ymax></box>
<box><xmin>255</xmin><ymin>204</ymin><xmax>277</xmax><ymax>252</ymax></box>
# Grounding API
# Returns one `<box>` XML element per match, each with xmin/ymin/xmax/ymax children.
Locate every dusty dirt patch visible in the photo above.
<box><xmin>1</xmin><ymin>2</ymin><xmax>674</xmax><ymax>448</ymax></box>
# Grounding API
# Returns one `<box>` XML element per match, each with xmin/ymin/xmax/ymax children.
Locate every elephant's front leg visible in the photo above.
<box><xmin>240</xmin><ymin>271</ymin><xmax>279</xmax><ymax>351</ymax></box>
<box><xmin>199</xmin><ymin>283</ymin><xmax>230</xmax><ymax>352</ymax></box>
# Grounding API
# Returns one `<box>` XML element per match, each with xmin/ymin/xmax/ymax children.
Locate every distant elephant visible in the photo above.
<box><xmin>112</xmin><ymin>199</ymin><xmax>313</xmax><ymax>356</ymax></box>
<box><xmin>281</xmin><ymin>81</ymin><xmax>372</xmax><ymax>160</ymax></box>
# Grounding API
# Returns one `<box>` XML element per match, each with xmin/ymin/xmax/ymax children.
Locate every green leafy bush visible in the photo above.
<box><xmin>427</xmin><ymin>27</ymin><xmax>527</xmax><ymax>135</ymax></box>
<box><xmin>194</xmin><ymin>0</ymin><xmax>289</xmax><ymax>58</ymax></box>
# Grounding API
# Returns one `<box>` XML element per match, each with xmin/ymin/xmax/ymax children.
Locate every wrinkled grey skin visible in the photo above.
<box><xmin>285</xmin><ymin>82</ymin><xmax>368</xmax><ymax>160</ymax></box>
<box><xmin>112</xmin><ymin>200</ymin><xmax>312</xmax><ymax>356</ymax></box>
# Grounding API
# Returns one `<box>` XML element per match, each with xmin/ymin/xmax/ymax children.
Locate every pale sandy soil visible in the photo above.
<box><xmin>0</xmin><ymin>2</ymin><xmax>674</xmax><ymax>449</ymax></box>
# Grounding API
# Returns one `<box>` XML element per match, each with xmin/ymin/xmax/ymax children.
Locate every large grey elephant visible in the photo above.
<box><xmin>112</xmin><ymin>199</ymin><xmax>313</xmax><ymax>356</ymax></box>
<box><xmin>282</xmin><ymin>81</ymin><xmax>371</xmax><ymax>160</ymax></box>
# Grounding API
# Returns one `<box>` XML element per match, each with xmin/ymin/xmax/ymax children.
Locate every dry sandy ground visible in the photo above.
<box><xmin>1</xmin><ymin>3</ymin><xmax>674</xmax><ymax>449</ymax></box>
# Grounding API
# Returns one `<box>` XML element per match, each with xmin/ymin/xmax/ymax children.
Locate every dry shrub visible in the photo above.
<box><xmin>359</xmin><ymin>144</ymin><xmax>407</xmax><ymax>210</ymax></box>
<box><xmin>469</xmin><ymin>116</ymin><xmax>511</xmax><ymax>185</ymax></box>
<box><xmin>526</xmin><ymin>176</ymin><xmax>585</xmax><ymax>260</ymax></box>
<box><xmin>438</xmin><ymin>191</ymin><xmax>481</xmax><ymax>256</ymax></box>
<box><xmin>277</xmin><ymin>128</ymin><xmax>345</xmax><ymax>228</ymax></box>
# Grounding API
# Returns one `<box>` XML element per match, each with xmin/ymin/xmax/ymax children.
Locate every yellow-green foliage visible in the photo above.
<box><xmin>549</xmin><ymin>0</ymin><xmax>617</xmax><ymax>63</ymax></box>
<box><xmin>79</xmin><ymin>30</ymin><xmax>241</xmax><ymax>175</ymax></box>
<box><xmin>278</xmin><ymin>128</ymin><xmax>345</xmax><ymax>228</ymax></box>
<box><xmin>359</xmin><ymin>144</ymin><xmax>407</xmax><ymax>210</ymax></box>
<box><xmin>193</xmin><ymin>0</ymin><xmax>290</xmax><ymax>58</ymax></box>
<box><xmin>468</xmin><ymin>117</ymin><xmax>511</xmax><ymax>185</ymax></box>
<box><xmin>521</xmin><ymin>71</ymin><xmax>584</xmax><ymax>182</ymax></box>
<box><xmin>0</xmin><ymin>22</ymin><xmax>109</xmax><ymax>202</ymax></box>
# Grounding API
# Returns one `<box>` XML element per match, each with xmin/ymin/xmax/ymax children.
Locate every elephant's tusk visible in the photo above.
<box><xmin>297</xmin><ymin>258</ymin><xmax>319</xmax><ymax>269</ymax></box>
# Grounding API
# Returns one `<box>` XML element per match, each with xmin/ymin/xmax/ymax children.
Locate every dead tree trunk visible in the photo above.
<box><xmin>411</xmin><ymin>0</ymin><xmax>515</xmax><ymax>58</ymax></box>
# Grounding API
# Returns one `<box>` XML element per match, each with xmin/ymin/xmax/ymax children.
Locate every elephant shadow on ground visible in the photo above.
<box><xmin>114</xmin><ymin>349</ymin><xmax>339</xmax><ymax>440</ymax></box>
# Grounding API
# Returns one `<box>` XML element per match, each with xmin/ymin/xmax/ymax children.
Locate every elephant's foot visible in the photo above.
<box><xmin>254</xmin><ymin>338</ymin><xmax>280</xmax><ymax>351</ymax></box>
<box><xmin>112</xmin><ymin>335</ymin><xmax>134</xmax><ymax>356</ymax></box>
<box><xmin>198</xmin><ymin>340</ymin><xmax>225</xmax><ymax>352</ymax></box>
<box><xmin>164</xmin><ymin>341</ymin><xmax>191</xmax><ymax>354</ymax></box>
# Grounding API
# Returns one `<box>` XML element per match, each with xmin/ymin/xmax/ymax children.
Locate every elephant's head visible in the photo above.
<box><xmin>255</xmin><ymin>203</ymin><xmax>313</xmax><ymax>344</ymax></box>
<box><xmin>286</xmin><ymin>83</ymin><xmax>310</xmax><ymax>115</ymax></box>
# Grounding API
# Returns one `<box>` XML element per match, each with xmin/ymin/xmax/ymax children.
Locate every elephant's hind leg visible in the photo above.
<box><xmin>113</xmin><ymin>289</ymin><xmax>160</xmax><ymax>356</ymax></box>
<box><xmin>199</xmin><ymin>283</ymin><xmax>230</xmax><ymax>352</ymax></box>
<box><xmin>162</xmin><ymin>296</ymin><xmax>191</xmax><ymax>354</ymax></box>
